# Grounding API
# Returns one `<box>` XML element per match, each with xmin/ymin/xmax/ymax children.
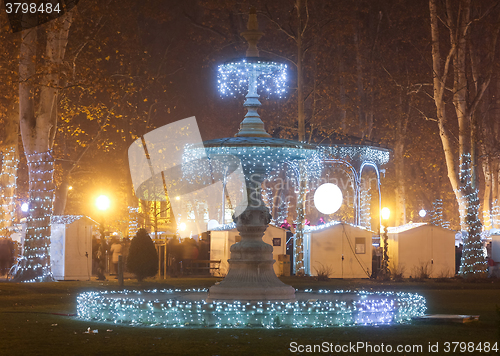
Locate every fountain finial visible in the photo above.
<box><xmin>241</xmin><ymin>7</ymin><xmax>263</xmax><ymax>57</ymax></box>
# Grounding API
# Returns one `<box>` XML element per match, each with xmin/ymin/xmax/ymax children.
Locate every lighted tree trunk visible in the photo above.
<box><xmin>493</xmin><ymin>159</ymin><xmax>500</xmax><ymax>229</ymax></box>
<box><xmin>394</xmin><ymin>141</ymin><xmax>406</xmax><ymax>227</ymax></box>
<box><xmin>0</xmin><ymin>108</ymin><xmax>19</xmax><ymax>237</ymax></box>
<box><xmin>15</xmin><ymin>12</ymin><xmax>73</xmax><ymax>282</ymax></box>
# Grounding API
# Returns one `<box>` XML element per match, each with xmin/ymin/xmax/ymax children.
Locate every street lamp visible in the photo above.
<box><xmin>381</xmin><ymin>207</ymin><xmax>391</xmax><ymax>221</ymax></box>
<box><xmin>96</xmin><ymin>195</ymin><xmax>111</xmax><ymax>211</ymax></box>
<box><xmin>95</xmin><ymin>194</ymin><xmax>110</xmax><ymax>280</ymax></box>
<box><xmin>380</xmin><ymin>207</ymin><xmax>390</xmax><ymax>278</ymax></box>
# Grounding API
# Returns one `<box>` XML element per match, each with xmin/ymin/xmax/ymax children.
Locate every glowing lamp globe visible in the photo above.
<box><xmin>21</xmin><ymin>202</ymin><xmax>29</xmax><ymax>212</ymax></box>
<box><xmin>381</xmin><ymin>207</ymin><xmax>391</xmax><ymax>221</ymax></box>
<box><xmin>179</xmin><ymin>222</ymin><xmax>187</xmax><ymax>231</ymax></box>
<box><xmin>419</xmin><ymin>209</ymin><xmax>426</xmax><ymax>218</ymax></box>
<box><xmin>313</xmin><ymin>183</ymin><xmax>343</xmax><ymax>215</ymax></box>
<box><xmin>96</xmin><ymin>195</ymin><xmax>110</xmax><ymax>211</ymax></box>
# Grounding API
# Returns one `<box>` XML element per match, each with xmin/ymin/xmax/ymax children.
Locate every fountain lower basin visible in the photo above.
<box><xmin>77</xmin><ymin>289</ymin><xmax>426</xmax><ymax>328</ymax></box>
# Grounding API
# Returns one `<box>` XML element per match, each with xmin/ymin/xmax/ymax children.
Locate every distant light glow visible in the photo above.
<box><xmin>95</xmin><ymin>195</ymin><xmax>110</xmax><ymax>211</ymax></box>
<box><xmin>21</xmin><ymin>203</ymin><xmax>29</xmax><ymax>212</ymax></box>
<box><xmin>419</xmin><ymin>209</ymin><xmax>426</xmax><ymax>218</ymax></box>
<box><xmin>381</xmin><ymin>207</ymin><xmax>391</xmax><ymax>221</ymax></box>
<box><xmin>179</xmin><ymin>222</ymin><xmax>186</xmax><ymax>231</ymax></box>
<box><xmin>314</xmin><ymin>183</ymin><xmax>342</xmax><ymax>214</ymax></box>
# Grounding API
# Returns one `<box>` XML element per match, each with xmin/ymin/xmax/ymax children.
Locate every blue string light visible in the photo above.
<box><xmin>77</xmin><ymin>288</ymin><xmax>426</xmax><ymax>328</ymax></box>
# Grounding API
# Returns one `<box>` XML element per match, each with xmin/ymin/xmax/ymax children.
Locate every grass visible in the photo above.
<box><xmin>1</xmin><ymin>277</ymin><xmax>499</xmax><ymax>355</ymax></box>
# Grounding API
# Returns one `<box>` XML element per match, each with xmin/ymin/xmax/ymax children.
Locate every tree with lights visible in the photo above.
<box><xmin>14</xmin><ymin>10</ymin><xmax>74</xmax><ymax>282</ymax></box>
<box><xmin>0</xmin><ymin>28</ymin><xmax>21</xmax><ymax>239</ymax></box>
<box><xmin>0</xmin><ymin>107</ymin><xmax>19</xmax><ymax>238</ymax></box>
<box><xmin>428</xmin><ymin>0</ymin><xmax>500</xmax><ymax>275</ymax></box>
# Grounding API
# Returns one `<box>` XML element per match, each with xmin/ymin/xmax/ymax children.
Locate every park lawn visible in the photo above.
<box><xmin>0</xmin><ymin>278</ymin><xmax>499</xmax><ymax>356</ymax></box>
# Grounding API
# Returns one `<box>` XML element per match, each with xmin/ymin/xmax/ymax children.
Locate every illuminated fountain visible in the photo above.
<box><xmin>76</xmin><ymin>9</ymin><xmax>426</xmax><ymax>327</ymax></box>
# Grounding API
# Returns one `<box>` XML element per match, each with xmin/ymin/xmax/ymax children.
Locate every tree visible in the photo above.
<box><xmin>14</xmin><ymin>10</ymin><xmax>74</xmax><ymax>282</ymax></box>
<box><xmin>127</xmin><ymin>228</ymin><xmax>158</xmax><ymax>282</ymax></box>
<box><xmin>428</xmin><ymin>0</ymin><xmax>500</xmax><ymax>275</ymax></box>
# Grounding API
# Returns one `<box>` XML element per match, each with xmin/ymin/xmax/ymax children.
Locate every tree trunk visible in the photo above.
<box><xmin>15</xmin><ymin>12</ymin><xmax>74</xmax><ymax>282</ymax></box>
<box><xmin>481</xmin><ymin>155</ymin><xmax>492</xmax><ymax>229</ymax></box>
<box><xmin>429</xmin><ymin>0</ymin><xmax>486</xmax><ymax>276</ymax></box>
<box><xmin>0</xmin><ymin>105</ymin><xmax>19</xmax><ymax>237</ymax></box>
<box><xmin>492</xmin><ymin>158</ymin><xmax>500</xmax><ymax>229</ymax></box>
<box><xmin>296</xmin><ymin>0</ymin><xmax>305</xmax><ymax>142</ymax></box>
<box><xmin>394</xmin><ymin>140</ymin><xmax>406</xmax><ymax>226</ymax></box>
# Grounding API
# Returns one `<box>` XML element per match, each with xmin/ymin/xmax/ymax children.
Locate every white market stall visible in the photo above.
<box><xmin>209</xmin><ymin>224</ymin><xmax>287</xmax><ymax>277</ymax></box>
<box><xmin>304</xmin><ymin>222</ymin><xmax>372</xmax><ymax>278</ymax></box>
<box><xmin>385</xmin><ymin>223</ymin><xmax>455</xmax><ymax>278</ymax></box>
<box><xmin>51</xmin><ymin>215</ymin><xmax>96</xmax><ymax>280</ymax></box>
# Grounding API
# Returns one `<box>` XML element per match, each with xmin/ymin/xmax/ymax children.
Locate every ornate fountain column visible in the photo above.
<box><xmin>207</xmin><ymin>163</ymin><xmax>296</xmax><ymax>302</ymax></box>
<box><xmin>206</xmin><ymin>8</ymin><xmax>296</xmax><ymax>302</ymax></box>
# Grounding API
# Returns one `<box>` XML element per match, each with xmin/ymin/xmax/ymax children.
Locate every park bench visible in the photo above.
<box><xmin>184</xmin><ymin>260</ymin><xmax>221</xmax><ymax>275</ymax></box>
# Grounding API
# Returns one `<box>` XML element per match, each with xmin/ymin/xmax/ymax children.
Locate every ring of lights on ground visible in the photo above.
<box><xmin>314</xmin><ymin>183</ymin><xmax>343</xmax><ymax>215</ymax></box>
<box><xmin>77</xmin><ymin>289</ymin><xmax>425</xmax><ymax>328</ymax></box>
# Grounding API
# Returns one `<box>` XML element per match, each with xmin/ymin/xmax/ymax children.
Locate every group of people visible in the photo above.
<box><xmin>92</xmin><ymin>236</ymin><xmax>130</xmax><ymax>279</ymax></box>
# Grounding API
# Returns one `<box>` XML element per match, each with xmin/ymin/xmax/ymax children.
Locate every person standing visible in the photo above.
<box><xmin>487</xmin><ymin>256</ymin><xmax>497</xmax><ymax>278</ymax></box>
<box><xmin>110</xmin><ymin>240</ymin><xmax>123</xmax><ymax>275</ymax></box>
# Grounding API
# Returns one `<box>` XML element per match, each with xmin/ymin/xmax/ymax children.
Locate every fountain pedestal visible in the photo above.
<box><xmin>207</xmin><ymin>165</ymin><xmax>295</xmax><ymax>302</ymax></box>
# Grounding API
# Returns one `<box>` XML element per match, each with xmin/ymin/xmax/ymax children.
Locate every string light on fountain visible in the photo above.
<box><xmin>217</xmin><ymin>7</ymin><xmax>287</xmax><ymax>101</ymax></box>
<box><xmin>76</xmin><ymin>288</ymin><xmax>426</xmax><ymax>328</ymax></box>
<box><xmin>218</xmin><ymin>59</ymin><xmax>287</xmax><ymax>98</ymax></box>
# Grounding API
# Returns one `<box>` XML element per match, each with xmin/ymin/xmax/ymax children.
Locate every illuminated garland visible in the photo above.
<box><xmin>359</xmin><ymin>188</ymin><xmax>371</xmax><ymax>230</ymax></box>
<box><xmin>51</xmin><ymin>215</ymin><xmax>84</xmax><ymax>225</ymax></box>
<box><xmin>319</xmin><ymin>146</ymin><xmax>390</xmax><ymax>167</ymax></box>
<box><xmin>209</xmin><ymin>222</ymin><xmax>236</xmax><ymax>231</ymax></box>
<box><xmin>430</xmin><ymin>199</ymin><xmax>443</xmax><ymax>227</ymax></box>
<box><xmin>492</xmin><ymin>200</ymin><xmax>500</xmax><ymax>229</ymax></box>
<box><xmin>77</xmin><ymin>288</ymin><xmax>426</xmax><ymax>328</ymax></box>
<box><xmin>388</xmin><ymin>223</ymin><xmax>426</xmax><ymax>234</ymax></box>
<box><xmin>127</xmin><ymin>206</ymin><xmax>139</xmax><ymax>237</ymax></box>
<box><xmin>13</xmin><ymin>151</ymin><xmax>54</xmax><ymax>282</ymax></box>
<box><xmin>0</xmin><ymin>146</ymin><xmax>19</xmax><ymax>236</ymax></box>
<box><xmin>457</xmin><ymin>154</ymin><xmax>487</xmax><ymax>276</ymax></box>
<box><xmin>218</xmin><ymin>59</ymin><xmax>287</xmax><ymax>98</ymax></box>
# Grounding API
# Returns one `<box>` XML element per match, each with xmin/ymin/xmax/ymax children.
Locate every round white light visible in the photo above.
<box><xmin>96</xmin><ymin>195</ymin><xmax>111</xmax><ymax>211</ymax></box>
<box><xmin>419</xmin><ymin>209</ymin><xmax>426</xmax><ymax>218</ymax></box>
<box><xmin>179</xmin><ymin>222</ymin><xmax>186</xmax><ymax>231</ymax></box>
<box><xmin>313</xmin><ymin>183</ymin><xmax>343</xmax><ymax>215</ymax></box>
<box><xmin>21</xmin><ymin>203</ymin><xmax>29</xmax><ymax>212</ymax></box>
